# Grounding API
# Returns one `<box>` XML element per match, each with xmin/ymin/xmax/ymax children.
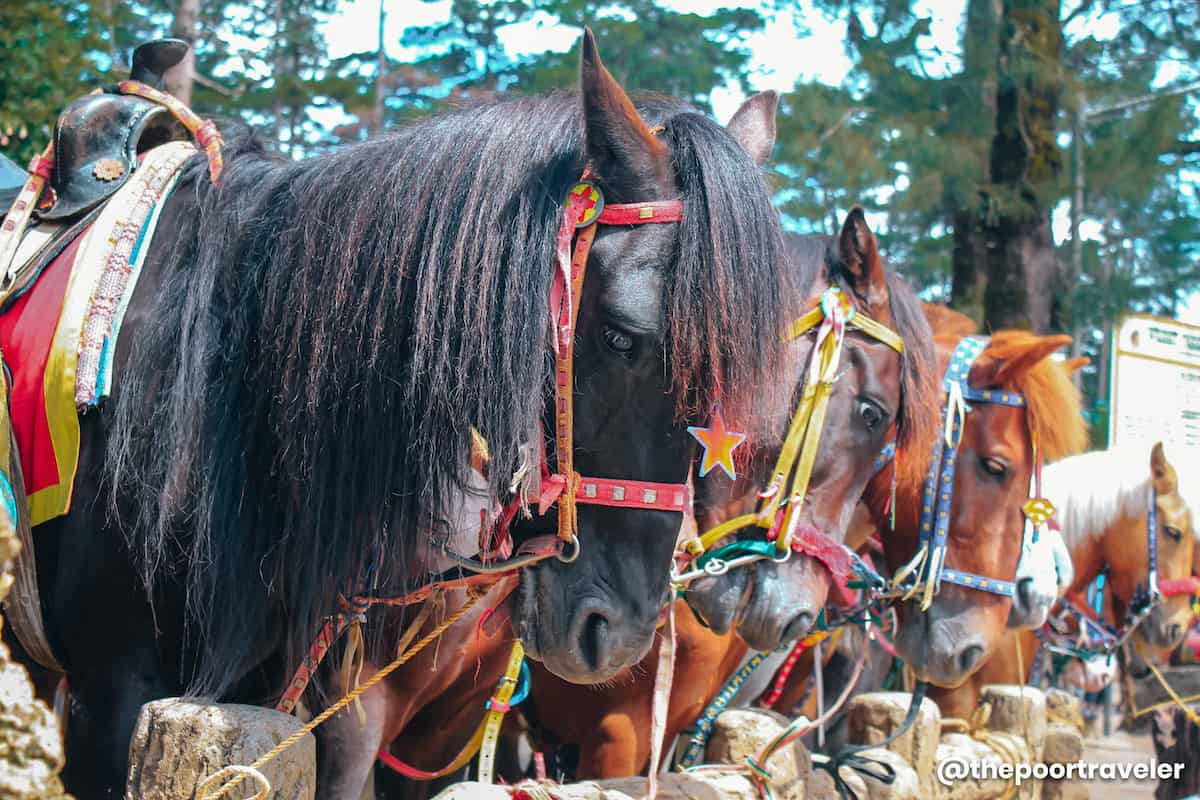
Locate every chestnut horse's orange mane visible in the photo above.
<box><xmin>978</xmin><ymin>330</ymin><xmax>1088</xmax><ymax>462</ymax></box>
<box><xmin>921</xmin><ymin>304</ymin><xmax>1087</xmax><ymax>463</ymax></box>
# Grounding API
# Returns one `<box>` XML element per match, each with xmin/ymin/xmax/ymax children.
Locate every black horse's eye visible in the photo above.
<box><xmin>602</xmin><ymin>325</ymin><xmax>636</xmax><ymax>356</ymax></box>
<box><xmin>980</xmin><ymin>456</ymin><xmax>1008</xmax><ymax>480</ymax></box>
<box><xmin>1165</xmin><ymin>525</ymin><xmax>1183</xmax><ymax>543</ymax></box>
<box><xmin>857</xmin><ymin>399</ymin><xmax>884</xmax><ymax>431</ymax></box>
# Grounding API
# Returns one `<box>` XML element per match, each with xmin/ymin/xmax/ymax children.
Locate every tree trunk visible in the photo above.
<box><xmin>165</xmin><ymin>0</ymin><xmax>199</xmax><ymax>105</ymax></box>
<box><xmin>272</xmin><ymin>0</ymin><xmax>285</xmax><ymax>151</ymax></box>
<box><xmin>371</xmin><ymin>0</ymin><xmax>386</xmax><ymax>136</ymax></box>
<box><xmin>951</xmin><ymin>208</ymin><xmax>987</xmax><ymax>321</ymax></box>
<box><xmin>947</xmin><ymin>0</ymin><xmax>1001</xmax><ymax>325</ymax></box>
<box><xmin>979</xmin><ymin>0</ymin><xmax>1064</xmax><ymax>333</ymax></box>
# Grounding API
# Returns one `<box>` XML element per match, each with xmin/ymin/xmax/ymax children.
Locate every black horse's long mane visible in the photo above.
<box><xmin>784</xmin><ymin>233</ymin><xmax>938</xmax><ymax>487</ymax></box>
<box><xmin>106</xmin><ymin>93</ymin><xmax>786</xmax><ymax>696</ymax></box>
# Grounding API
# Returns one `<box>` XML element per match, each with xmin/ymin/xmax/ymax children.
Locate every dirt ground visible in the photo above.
<box><xmin>1085</xmin><ymin>730</ymin><xmax>1159</xmax><ymax>800</ymax></box>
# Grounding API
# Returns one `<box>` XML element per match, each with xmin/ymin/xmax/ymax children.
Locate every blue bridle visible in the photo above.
<box><xmin>891</xmin><ymin>336</ymin><xmax>1034</xmax><ymax>605</ymax></box>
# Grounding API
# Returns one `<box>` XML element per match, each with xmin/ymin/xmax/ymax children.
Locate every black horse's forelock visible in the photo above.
<box><xmin>104</xmin><ymin>92</ymin><xmax>786</xmax><ymax>697</ymax></box>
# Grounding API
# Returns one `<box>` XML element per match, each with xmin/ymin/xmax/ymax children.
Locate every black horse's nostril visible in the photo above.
<box><xmin>781</xmin><ymin>612</ymin><xmax>814</xmax><ymax>644</ymax></box>
<box><xmin>578</xmin><ymin>611</ymin><xmax>610</xmax><ymax>672</ymax></box>
<box><xmin>958</xmin><ymin>643</ymin><xmax>985</xmax><ymax>674</ymax></box>
<box><xmin>1168</xmin><ymin>623</ymin><xmax>1184</xmax><ymax>643</ymax></box>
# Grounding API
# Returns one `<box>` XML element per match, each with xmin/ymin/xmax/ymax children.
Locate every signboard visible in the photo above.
<box><xmin>1109</xmin><ymin>313</ymin><xmax>1200</xmax><ymax>454</ymax></box>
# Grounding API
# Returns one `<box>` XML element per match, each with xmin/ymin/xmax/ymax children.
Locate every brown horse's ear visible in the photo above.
<box><xmin>969</xmin><ymin>334</ymin><xmax>1072</xmax><ymax>388</ymax></box>
<box><xmin>726</xmin><ymin>91</ymin><xmax>778</xmax><ymax>166</ymax></box>
<box><xmin>1151</xmin><ymin>442</ymin><xmax>1178</xmax><ymax>496</ymax></box>
<box><xmin>579</xmin><ymin>28</ymin><xmax>669</xmax><ymax>197</ymax></box>
<box><xmin>833</xmin><ymin>207</ymin><xmax>889</xmax><ymax>315</ymax></box>
<box><xmin>1063</xmin><ymin>356</ymin><xmax>1089</xmax><ymax>375</ymax></box>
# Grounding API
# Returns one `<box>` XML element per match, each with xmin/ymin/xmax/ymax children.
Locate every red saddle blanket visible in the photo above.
<box><xmin>0</xmin><ymin>233</ymin><xmax>86</xmax><ymax>523</ymax></box>
<box><xmin>0</xmin><ymin>140</ymin><xmax>197</xmax><ymax>527</ymax></box>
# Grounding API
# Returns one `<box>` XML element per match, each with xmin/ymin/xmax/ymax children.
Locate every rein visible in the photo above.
<box><xmin>673</xmin><ymin>287</ymin><xmax>903</xmax><ymax>587</ymax></box>
<box><xmin>888</xmin><ymin>336</ymin><xmax>1051</xmax><ymax>608</ymax></box>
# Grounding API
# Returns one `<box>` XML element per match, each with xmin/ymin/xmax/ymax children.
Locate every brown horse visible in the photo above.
<box><xmin>682</xmin><ymin>216</ymin><xmax>939</xmax><ymax>653</ymax></box>
<box><xmin>931</xmin><ymin>442</ymin><xmax>1198</xmax><ymax>719</ymax></box>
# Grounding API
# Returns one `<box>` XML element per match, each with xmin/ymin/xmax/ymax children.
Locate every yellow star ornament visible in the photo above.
<box><xmin>688</xmin><ymin>406</ymin><xmax>747</xmax><ymax>480</ymax></box>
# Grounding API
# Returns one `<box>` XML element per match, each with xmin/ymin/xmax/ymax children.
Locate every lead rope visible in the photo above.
<box><xmin>814</xmin><ymin>680</ymin><xmax>927</xmax><ymax>800</ymax></box>
<box><xmin>197</xmin><ymin>592</ymin><xmax>482</xmax><ymax>800</ymax></box>
<box><xmin>646</xmin><ymin>600</ymin><xmax>678</xmax><ymax>798</ymax></box>
<box><xmin>683</xmin><ymin>627</ymin><xmax>874</xmax><ymax>800</ymax></box>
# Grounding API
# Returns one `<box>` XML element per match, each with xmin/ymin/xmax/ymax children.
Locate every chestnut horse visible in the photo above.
<box><xmin>369</xmin><ymin>211</ymin><xmax>940</xmax><ymax>789</ymax></box>
<box><xmin>870</xmin><ymin>311</ymin><xmax>1088</xmax><ymax>690</ymax></box>
<box><xmin>932</xmin><ymin>442</ymin><xmax>1198</xmax><ymax>719</ymax></box>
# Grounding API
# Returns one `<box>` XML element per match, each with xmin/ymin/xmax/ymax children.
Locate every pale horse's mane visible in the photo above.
<box><xmin>1044</xmin><ymin>444</ymin><xmax>1200</xmax><ymax>550</ymax></box>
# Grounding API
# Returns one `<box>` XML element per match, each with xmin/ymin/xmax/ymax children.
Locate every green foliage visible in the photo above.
<box><xmin>509</xmin><ymin>0</ymin><xmax>764</xmax><ymax>110</ymax></box>
<box><xmin>0</xmin><ymin>1</ymin><xmax>101</xmax><ymax>165</ymax></box>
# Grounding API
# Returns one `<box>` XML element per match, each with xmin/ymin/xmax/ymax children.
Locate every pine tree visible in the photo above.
<box><xmin>0</xmin><ymin>1</ymin><xmax>101</xmax><ymax>165</ymax></box>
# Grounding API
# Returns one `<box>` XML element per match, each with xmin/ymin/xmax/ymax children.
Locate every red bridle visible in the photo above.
<box><xmin>533</xmin><ymin>179</ymin><xmax>691</xmax><ymax>551</ymax></box>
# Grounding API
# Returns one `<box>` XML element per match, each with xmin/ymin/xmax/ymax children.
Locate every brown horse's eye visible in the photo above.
<box><xmin>857</xmin><ymin>399</ymin><xmax>884</xmax><ymax>431</ymax></box>
<box><xmin>602</xmin><ymin>325</ymin><xmax>635</xmax><ymax>357</ymax></box>
<box><xmin>1165</xmin><ymin>525</ymin><xmax>1183</xmax><ymax>543</ymax></box>
<box><xmin>980</xmin><ymin>456</ymin><xmax>1008</xmax><ymax>480</ymax></box>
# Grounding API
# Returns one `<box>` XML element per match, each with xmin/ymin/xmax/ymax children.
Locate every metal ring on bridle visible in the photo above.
<box><xmin>556</xmin><ymin>533</ymin><xmax>581</xmax><ymax>563</ymax></box>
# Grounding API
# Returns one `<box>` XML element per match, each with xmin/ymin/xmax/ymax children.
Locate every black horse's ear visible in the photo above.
<box><xmin>833</xmin><ymin>207</ymin><xmax>889</xmax><ymax>313</ymax></box>
<box><xmin>579</xmin><ymin>28</ymin><xmax>669</xmax><ymax>197</ymax></box>
<box><xmin>726</xmin><ymin>91</ymin><xmax>777</xmax><ymax>166</ymax></box>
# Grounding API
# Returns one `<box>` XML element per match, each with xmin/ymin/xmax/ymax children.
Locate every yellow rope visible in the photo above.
<box><xmin>940</xmin><ymin>703</ymin><xmax>1022</xmax><ymax>800</ymax></box>
<box><xmin>1047</xmin><ymin>710</ymin><xmax>1085</xmax><ymax>733</ymax></box>
<box><xmin>1140</xmin><ymin>658</ymin><xmax>1200</xmax><ymax>727</ymax></box>
<box><xmin>197</xmin><ymin>592</ymin><xmax>482</xmax><ymax>800</ymax></box>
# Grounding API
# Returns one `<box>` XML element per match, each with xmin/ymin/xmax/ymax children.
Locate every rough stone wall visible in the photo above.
<box><xmin>0</xmin><ymin>504</ymin><xmax>71</xmax><ymax>799</ymax></box>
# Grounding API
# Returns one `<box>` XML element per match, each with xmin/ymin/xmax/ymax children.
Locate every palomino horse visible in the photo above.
<box><xmin>931</xmin><ymin>442</ymin><xmax>1197</xmax><ymax>720</ymax></box>
<box><xmin>365</xmin><ymin>215</ymin><xmax>941</xmax><ymax>786</ymax></box>
<box><xmin>7</xmin><ymin>32</ymin><xmax>789</xmax><ymax>796</ymax></box>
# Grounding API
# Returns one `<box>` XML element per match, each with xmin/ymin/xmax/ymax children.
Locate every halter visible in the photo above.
<box><xmin>278</xmin><ymin>173</ymin><xmax>692</xmax><ymax>712</ymax></box>
<box><xmin>1049</xmin><ymin>488</ymin><xmax>1200</xmax><ymax>660</ymax></box>
<box><xmin>673</xmin><ymin>286</ymin><xmax>904</xmax><ymax>587</ymax></box>
<box><xmin>449</xmin><ymin>177</ymin><xmax>693</xmax><ymax>575</ymax></box>
<box><xmin>891</xmin><ymin>336</ymin><xmax>1051</xmax><ymax>608</ymax></box>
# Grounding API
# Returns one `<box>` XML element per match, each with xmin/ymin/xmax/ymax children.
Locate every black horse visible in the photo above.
<box><xmin>13</xmin><ymin>32</ymin><xmax>789</xmax><ymax>796</ymax></box>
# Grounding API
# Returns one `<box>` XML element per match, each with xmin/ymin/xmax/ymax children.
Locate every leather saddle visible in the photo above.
<box><xmin>33</xmin><ymin>39</ymin><xmax>193</xmax><ymax>223</ymax></box>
